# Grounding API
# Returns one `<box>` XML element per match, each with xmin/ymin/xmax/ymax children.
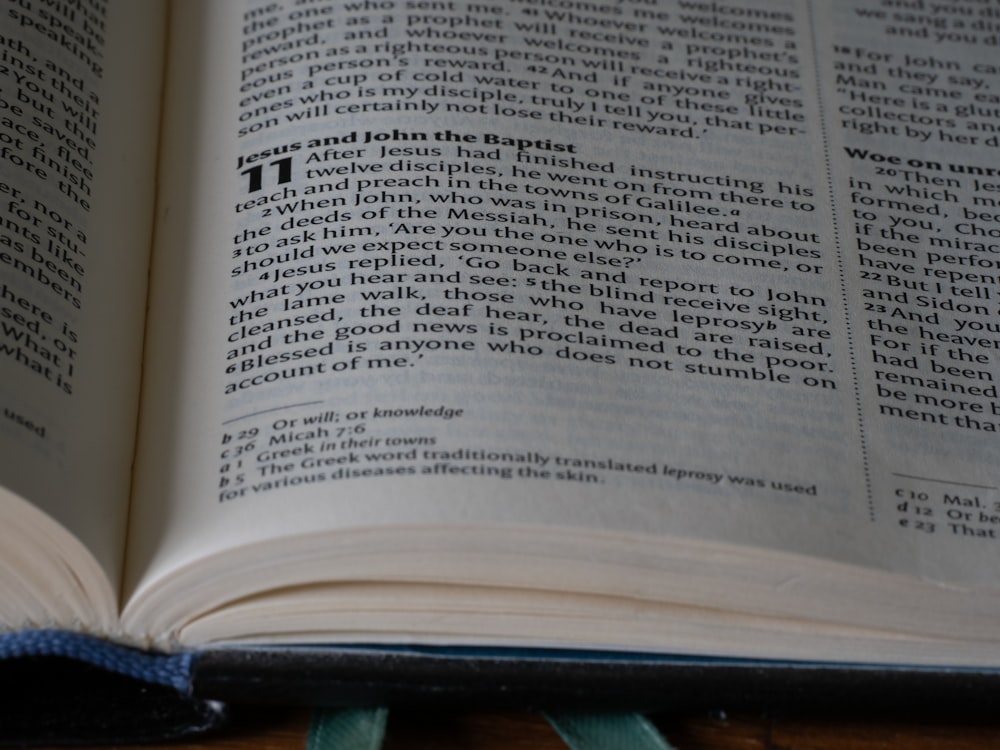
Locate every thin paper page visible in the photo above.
<box><xmin>0</xmin><ymin>0</ymin><xmax>166</xmax><ymax>596</ymax></box>
<box><xmin>125</xmin><ymin>0</ymin><xmax>998</xmax><ymax>632</ymax></box>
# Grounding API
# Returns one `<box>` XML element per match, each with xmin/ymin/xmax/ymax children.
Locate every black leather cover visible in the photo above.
<box><xmin>4</xmin><ymin>644</ymin><xmax>1000</xmax><ymax>744</ymax></box>
<box><xmin>192</xmin><ymin>646</ymin><xmax>1000</xmax><ymax>715</ymax></box>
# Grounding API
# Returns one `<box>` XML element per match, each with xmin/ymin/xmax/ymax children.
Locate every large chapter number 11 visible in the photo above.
<box><xmin>242</xmin><ymin>157</ymin><xmax>292</xmax><ymax>192</ymax></box>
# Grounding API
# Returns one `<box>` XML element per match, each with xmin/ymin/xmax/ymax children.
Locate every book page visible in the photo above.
<box><xmin>810</xmin><ymin>2</ymin><xmax>999</xmax><ymax>580</ymax></box>
<box><xmin>125</xmin><ymin>0</ymin><xmax>998</xmax><ymax>643</ymax></box>
<box><xmin>0</xmin><ymin>0</ymin><xmax>165</xmax><ymax>616</ymax></box>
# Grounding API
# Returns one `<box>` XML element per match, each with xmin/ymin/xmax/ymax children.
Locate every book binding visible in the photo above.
<box><xmin>0</xmin><ymin>630</ymin><xmax>224</xmax><ymax>746</ymax></box>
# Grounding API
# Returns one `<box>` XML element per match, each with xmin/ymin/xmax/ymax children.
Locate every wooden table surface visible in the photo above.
<box><xmin>84</xmin><ymin>707</ymin><xmax>1000</xmax><ymax>749</ymax></box>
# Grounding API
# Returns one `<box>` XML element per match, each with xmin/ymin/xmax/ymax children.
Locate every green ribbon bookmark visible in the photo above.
<box><xmin>305</xmin><ymin>708</ymin><xmax>675</xmax><ymax>749</ymax></box>
<box><xmin>546</xmin><ymin>712</ymin><xmax>677</xmax><ymax>750</ymax></box>
<box><xmin>307</xmin><ymin>708</ymin><xmax>389</xmax><ymax>750</ymax></box>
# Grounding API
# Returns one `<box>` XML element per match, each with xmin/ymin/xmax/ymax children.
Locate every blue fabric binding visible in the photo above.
<box><xmin>0</xmin><ymin>629</ymin><xmax>193</xmax><ymax>692</ymax></box>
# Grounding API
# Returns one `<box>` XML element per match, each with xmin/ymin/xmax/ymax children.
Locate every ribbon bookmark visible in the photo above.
<box><xmin>308</xmin><ymin>708</ymin><xmax>389</xmax><ymax>750</ymax></box>
<box><xmin>306</xmin><ymin>708</ymin><xmax>675</xmax><ymax>749</ymax></box>
<box><xmin>546</xmin><ymin>712</ymin><xmax>677</xmax><ymax>750</ymax></box>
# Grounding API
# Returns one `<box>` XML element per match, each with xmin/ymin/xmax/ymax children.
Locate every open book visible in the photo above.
<box><xmin>2</xmin><ymin>0</ymin><xmax>1000</xmax><ymax>688</ymax></box>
